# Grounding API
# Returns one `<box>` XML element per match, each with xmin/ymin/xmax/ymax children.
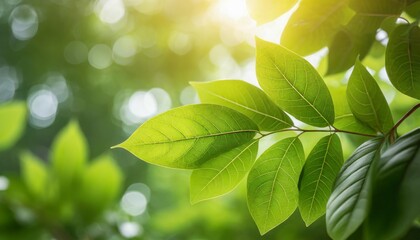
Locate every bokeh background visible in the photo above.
<box><xmin>0</xmin><ymin>0</ymin><xmax>419</xmax><ymax>239</ymax></box>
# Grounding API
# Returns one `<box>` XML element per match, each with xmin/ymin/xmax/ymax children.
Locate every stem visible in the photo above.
<box><xmin>260</xmin><ymin>127</ymin><xmax>377</xmax><ymax>138</ymax></box>
<box><xmin>387</xmin><ymin>103</ymin><xmax>420</xmax><ymax>138</ymax></box>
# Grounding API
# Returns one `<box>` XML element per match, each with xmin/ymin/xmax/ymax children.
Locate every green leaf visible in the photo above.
<box><xmin>21</xmin><ymin>151</ymin><xmax>49</xmax><ymax>199</ymax></box>
<box><xmin>386</xmin><ymin>24</ymin><xmax>420</xmax><ymax>100</ymax></box>
<box><xmin>256</xmin><ymin>38</ymin><xmax>335</xmax><ymax>127</ymax></box>
<box><xmin>327</xmin><ymin>14</ymin><xmax>384</xmax><ymax>75</ymax></box>
<box><xmin>281</xmin><ymin>0</ymin><xmax>353</xmax><ymax>56</ymax></box>
<box><xmin>78</xmin><ymin>155</ymin><xmax>123</xmax><ymax>218</ymax></box>
<box><xmin>349</xmin><ymin>0</ymin><xmax>405</xmax><ymax>15</ymax></box>
<box><xmin>331</xmin><ymin>86</ymin><xmax>376</xmax><ymax>134</ymax></box>
<box><xmin>190</xmin><ymin>140</ymin><xmax>258</xmax><ymax>204</ymax></box>
<box><xmin>51</xmin><ymin>121</ymin><xmax>88</xmax><ymax>188</ymax></box>
<box><xmin>0</xmin><ymin>102</ymin><xmax>26</xmax><ymax>151</ymax></box>
<box><xmin>366</xmin><ymin>128</ymin><xmax>420</xmax><ymax>240</ymax></box>
<box><xmin>116</xmin><ymin>104</ymin><xmax>259</xmax><ymax>169</ymax></box>
<box><xmin>299</xmin><ymin>134</ymin><xmax>343</xmax><ymax>226</ymax></box>
<box><xmin>347</xmin><ymin>61</ymin><xmax>394</xmax><ymax>133</ymax></box>
<box><xmin>405</xmin><ymin>1</ymin><xmax>420</xmax><ymax>19</ymax></box>
<box><xmin>326</xmin><ymin>138</ymin><xmax>383</xmax><ymax>240</ymax></box>
<box><xmin>192</xmin><ymin>80</ymin><xmax>293</xmax><ymax>131</ymax></box>
<box><xmin>246</xmin><ymin>0</ymin><xmax>297</xmax><ymax>24</ymax></box>
<box><xmin>247</xmin><ymin>137</ymin><xmax>305</xmax><ymax>234</ymax></box>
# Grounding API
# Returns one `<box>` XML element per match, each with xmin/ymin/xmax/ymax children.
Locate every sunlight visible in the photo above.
<box><xmin>213</xmin><ymin>0</ymin><xmax>249</xmax><ymax>20</ymax></box>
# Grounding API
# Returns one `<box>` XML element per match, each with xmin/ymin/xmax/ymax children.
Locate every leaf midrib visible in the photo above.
<box><xmin>273</xmin><ymin>61</ymin><xmax>330</xmax><ymax>125</ymax></box>
<box><xmin>194</xmin><ymin>140</ymin><xmax>258</xmax><ymax>200</ymax></box>
<box><xmin>263</xmin><ymin>137</ymin><xmax>299</xmax><ymax>231</ymax></box>
<box><xmin>125</xmin><ymin>129</ymin><xmax>259</xmax><ymax>147</ymax></box>
<box><xmin>199</xmin><ymin>88</ymin><xmax>292</xmax><ymax>127</ymax></box>
<box><xmin>307</xmin><ymin>135</ymin><xmax>334</xmax><ymax>221</ymax></box>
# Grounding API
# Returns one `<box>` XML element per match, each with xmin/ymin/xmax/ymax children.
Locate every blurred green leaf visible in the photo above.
<box><xmin>192</xmin><ymin>80</ymin><xmax>293</xmax><ymax>131</ymax></box>
<box><xmin>190</xmin><ymin>140</ymin><xmax>258</xmax><ymax>204</ymax></box>
<box><xmin>299</xmin><ymin>134</ymin><xmax>343</xmax><ymax>226</ymax></box>
<box><xmin>330</xmin><ymin>86</ymin><xmax>376</xmax><ymax>134</ymax></box>
<box><xmin>20</xmin><ymin>151</ymin><xmax>49</xmax><ymax>200</ymax></box>
<box><xmin>281</xmin><ymin>0</ymin><xmax>353</xmax><ymax>56</ymax></box>
<box><xmin>78</xmin><ymin>155</ymin><xmax>123</xmax><ymax>218</ymax></box>
<box><xmin>405</xmin><ymin>1</ymin><xmax>420</xmax><ymax>19</ymax></box>
<box><xmin>326</xmin><ymin>138</ymin><xmax>382</xmax><ymax>240</ymax></box>
<box><xmin>256</xmin><ymin>38</ymin><xmax>335</xmax><ymax>127</ymax></box>
<box><xmin>116</xmin><ymin>104</ymin><xmax>259</xmax><ymax>169</ymax></box>
<box><xmin>247</xmin><ymin>137</ymin><xmax>305</xmax><ymax>235</ymax></box>
<box><xmin>349</xmin><ymin>0</ymin><xmax>405</xmax><ymax>14</ymax></box>
<box><xmin>347</xmin><ymin>61</ymin><xmax>394</xmax><ymax>133</ymax></box>
<box><xmin>366</xmin><ymin>128</ymin><xmax>420</xmax><ymax>240</ymax></box>
<box><xmin>0</xmin><ymin>102</ymin><xmax>26</xmax><ymax>151</ymax></box>
<box><xmin>246</xmin><ymin>0</ymin><xmax>297</xmax><ymax>24</ymax></box>
<box><xmin>51</xmin><ymin>121</ymin><xmax>88</xmax><ymax>189</ymax></box>
<box><xmin>327</xmin><ymin>14</ymin><xmax>383</xmax><ymax>75</ymax></box>
<box><xmin>386</xmin><ymin>23</ymin><xmax>420</xmax><ymax>100</ymax></box>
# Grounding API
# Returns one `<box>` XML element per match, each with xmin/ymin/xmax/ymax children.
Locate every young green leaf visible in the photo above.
<box><xmin>116</xmin><ymin>104</ymin><xmax>259</xmax><ymax>169</ymax></box>
<box><xmin>192</xmin><ymin>80</ymin><xmax>293</xmax><ymax>131</ymax></box>
<box><xmin>326</xmin><ymin>138</ymin><xmax>383</xmax><ymax>240</ymax></box>
<box><xmin>299</xmin><ymin>134</ymin><xmax>343</xmax><ymax>226</ymax></box>
<box><xmin>51</xmin><ymin>121</ymin><xmax>88</xmax><ymax>188</ymax></box>
<box><xmin>0</xmin><ymin>102</ymin><xmax>26</xmax><ymax>151</ymax></box>
<box><xmin>347</xmin><ymin>61</ymin><xmax>394</xmax><ymax>133</ymax></box>
<box><xmin>21</xmin><ymin>151</ymin><xmax>49</xmax><ymax>199</ymax></box>
<box><xmin>247</xmin><ymin>137</ymin><xmax>305</xmax><ymax>235</ymax></box>
<box><xmin>256</xmin><ymin>38</ymin><xmax>335</xmax><ymax>127</ymax></box>
<box><xmin>246</xmin><ymin>0</ymin><xmax>297</xmax><ymax>24</ymax></box>
<box><xmin>386</xmin><ymin>24</ymin><xmax>420</xmax><ymax>100</ymax></box>
<box><xmin>331</xmin><ymin>86</ymin><xmax>376</xmax><ymax>134</ymax></box>
<box><xmin>78</xmin><ymin>155</ymin><xmax>123</xmax><ymax>219</ymax></box>
<box><xmin>366</xmin><ymin>128</ymin><xmax>420</xmax><ymax>240</ymax></box>
<box><xmin>281</xmin><ymin>0</ymin><xmax>353</xmax><ymax>56</ymax></box>
<box><xmin>190</xmin><ymin>140</ymin><xmax>258</xmax><ymax>204</ymax></box>
<box><xmin>349</xmin><ymin>0</ymin><xmax>405</xmax><ymax>15</ymax></box>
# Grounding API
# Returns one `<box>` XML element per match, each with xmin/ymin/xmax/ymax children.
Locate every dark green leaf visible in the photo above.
<box><xmin>299</xmin><ymin>134</ymin><xmax>343</xmax><ymax>226</ymax></box>
<box><xmin>248</xmin><ymin>137</ymin><xmax>305</xmax><ymax>234</ymax></box>
<box><xmin>347</xmin><ymin>61</ymin><xmax>394</xmax><ymax>133</ymax></box>
<box><xmin>116</xmin><ymin>104</ymin><xmax>259</xmax><ymax>169</ymax></box>
<box><xmin>0</xmin><ymin>102</ymin><xmax>26</xmax><ymax>151</ymax></box>
<box><xmin>190</xmin><ymin>140</ymin><xmax>258</xmax><ymax>204</ymax></box>
<box><xmin>366</xmin><ymin>128</ymin><xmax>420</xmax><ymax>240</ymax></box>
<box><xmin>256</xmin><ymin>38</ymin><xmax>335</xmax><ymax>127</ymax></box>
<box><xmin>281</xmin><ymin>0</ymin><xmax>353</xmax><ymax>56</ymax></box>
<box><xmin>386</xmin><ymin>24</ymin><xmax>420</xmax><ymax>100</ymax></box>
<box><xmin>192</xmin><ymin>80</ymin><xmax>293</xmax><ymax>131</ymax></box>
<box><xmin>327</xmin><ymin>14</ymin><xmax>384</xmax><ymax>75</ymax></box>
<box><xmin>326</xmin><ymin>138</ymin><xmax>383</xmax><ymax>240</ymax></box>
<box><xmin>246</xmin><ymin>0</ymin><xmax>297</xmax><ymax>24</ymax></box>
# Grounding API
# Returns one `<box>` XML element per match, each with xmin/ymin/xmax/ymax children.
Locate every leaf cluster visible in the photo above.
<box><xmin>116</xmin><ymin>0</ymin><xmax>420</xmax><ymax>239</ymax></box>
